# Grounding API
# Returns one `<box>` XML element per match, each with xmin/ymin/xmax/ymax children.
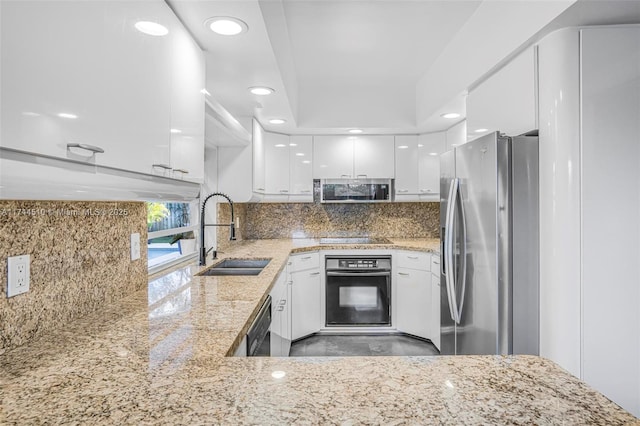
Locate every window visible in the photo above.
<box><xmin>146</xmin><ymin>201</ymin><xmax>198</xmax><ymax>271</ymax></box>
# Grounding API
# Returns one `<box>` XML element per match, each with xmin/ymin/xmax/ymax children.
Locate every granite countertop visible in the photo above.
<box><xmin>1</xmin><ymin>238</ymin><xmax>637</xmax><ymax>424</ymax></box>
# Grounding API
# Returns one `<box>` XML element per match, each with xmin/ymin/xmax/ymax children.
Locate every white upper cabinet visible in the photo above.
<box><xmin>417</xmin><ymin>132</ymin><xmax>446</xmax><ymax>200</ymax></box>
<box><xmin>264</xmin><ymin>132</ymin><xmax>290</xmax><ymax>197</ymax></box>
<box><xmin>253</xmin><ymin>129</ymin><xmax>313</xmax><ymax>202</ymax></box>
<box><xmin>289</xmin><ymin>136</ymin><xmax>313</xmax><ymax>198</ymax></box>
<box><xmin>313</xmin><ymin>135</ymin><xmax>394</xmax><ymax>179</ymax></box>
<box><xmin>394</xmin><ymin>135</ymin><xmax>420</xmax><ymax>196</ymax></box>
<box><xmin>1</xmin><ymin>1</ymin><xmax>204</xmax><ymax>179</ymax></box>
<box><xmin>168</xmin><ymin>13</ymin><xmax>205</xmax><ymax>182</ymax></box>
<box><xmin>313</xmin><ymin>135</ymin><xmax>355</xmax><ymax>178</ymax></box>
<box><xmin>394</xmin><ymin>133</ymin><xmax>445</xmax><ymax>201</ymax></box>
<box><xmin>467</xmin><ymin>47</ymin><xmax>536</xmax><ymax>138</ymax></box>
<box><xmin>353</xmin><ymin>135</ymin><xmax>395</xmax><ymax>178</ymax></box>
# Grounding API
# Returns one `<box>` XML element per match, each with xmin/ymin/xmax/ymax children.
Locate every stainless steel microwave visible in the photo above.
<box><xmin>320</xmin><ymin>179</ymin><xmax>392</xmax><ymax>203</ymax></box>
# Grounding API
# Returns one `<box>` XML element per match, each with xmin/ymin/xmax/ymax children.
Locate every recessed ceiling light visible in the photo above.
<box><xmin>57</xmin><ymin>112</ymin><xmax>78</xmax><ymax>119</ymax></box>
<box><xmin>295</xmin><ymin>153</ymin><xmax>304</xmax><ymax>156</ymax></box>
<box><xmin>475</xmin><ymin>128</ymin><xmax>488</xmax><ymax>133</ymax></box>
<box><xmin>302</xmin><ymin>160</ymin><xmax>311</xmax><ymax>164</ymax></box>
<box><xmin>429</xmin><ymin>152</ymin><xmax>438</xmax><ymax>156</ymax></box>
<box><xmin>397</xmin><ymin>145</ymin><xmax>409</xmax><ymax>149</ymax></box>
<box><xmin>417</xmin><ymin>144</ymin><xmax>424</xmax><ymax>148</ymax></box>
<box><xmin>441</xmin><ymin>112</ymin><xmax>461</xmax><ymax>119</ymax></box>
<box><xmin>275</xmin><ymin>144</ymin><xmax>286</xmax><ymax>148</ymax></box>
<box><xmin>289</xmin><ymin>143</ymin><xmax>297</xmax><ymax>147</ymax></box>
<box><xmin>269</xmin><ymin>119</ymin><xmax>286</xmax><ymax>124</ymax></box>
<box><xmin>135</xmin><ymin>21</ymin><xmax>169</xmax><ymax>37</ymax></box>
<box><xmin>170</xmin><ymin>128</ymin><xmax>182</xmax><ymax>134</ymax></box>
<box><xmin>249</xmin><ymin>86</ymin><xmax>274</xmax><ymax>96</ymax></box>
<box><xmin>205</xmin><ymin>17</ymin><xmax>248</xmax><ymax>36</ymax></box>
<box><xmin>348</xmin><ymin>129</ymin><xmax>363</xmax><ymax>134</ymax></box>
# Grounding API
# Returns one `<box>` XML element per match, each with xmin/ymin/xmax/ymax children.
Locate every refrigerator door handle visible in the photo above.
<box><xmin>445</xmin><ymin>178</ymin><xmax>458</xmax><ymax>323</ymax></box>
<box><xmin>456</xmin><ymin>179</ymin><xmax>467</xmax><ymax>324</ymax></box>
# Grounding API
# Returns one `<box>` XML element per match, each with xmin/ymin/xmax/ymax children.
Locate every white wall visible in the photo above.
<box><xmin>444</xmin><ymin>120</ymin><xmax>467</xmax><ymax>151</ymax></box>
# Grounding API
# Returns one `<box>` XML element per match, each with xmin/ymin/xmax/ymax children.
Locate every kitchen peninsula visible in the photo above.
<box><xmin>0</xmin><ymin>239</ymin><xmax>635</xmax><ymax>424</ymax></box>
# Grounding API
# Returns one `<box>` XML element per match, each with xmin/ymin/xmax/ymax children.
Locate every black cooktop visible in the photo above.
<box><xmin>319</xmin><ymin>237</ymin><xmax>393</xmax><ymax>245</ymax></box>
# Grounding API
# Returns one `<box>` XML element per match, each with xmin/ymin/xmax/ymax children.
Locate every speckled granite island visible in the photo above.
<box><xmin>1</xmin><ymin>239</ymin><xmax>637</xmax><ymax>424</ymax></box>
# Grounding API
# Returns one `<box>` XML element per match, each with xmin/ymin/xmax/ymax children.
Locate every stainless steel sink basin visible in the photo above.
<box><xmin>197</xmin><ymin>258</ymin><xmax>271</xmax><ymax>277</ymax></box>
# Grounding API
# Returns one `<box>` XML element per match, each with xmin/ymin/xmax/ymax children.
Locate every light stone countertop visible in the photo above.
<box><xmin>1</xmin><ymin>238</ymin><xmax>637</xmax><ymax>425</ymax></box>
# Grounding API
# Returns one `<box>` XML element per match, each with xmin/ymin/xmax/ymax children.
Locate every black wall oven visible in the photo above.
<box><xmin>325</xmin><ymin>256</ymin><xmax>391</xmax><ymax>326</ymax></box>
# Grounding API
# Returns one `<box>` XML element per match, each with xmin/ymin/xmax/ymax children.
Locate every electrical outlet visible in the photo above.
<box><xmin>130</xmin><ymin>233</ymin><xmax>141</xmax><ymax>261</ymax></box>
<box><xmin>7</xmin><ymin>254</ymin><xmax>30</xmax><ymax>297</ymax></box>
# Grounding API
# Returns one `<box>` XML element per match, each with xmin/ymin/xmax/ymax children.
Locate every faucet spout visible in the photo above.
<box><xmin>200</xmin><ymin>192</ymin><xmax>236</xmax><ymax>266</ymax></box>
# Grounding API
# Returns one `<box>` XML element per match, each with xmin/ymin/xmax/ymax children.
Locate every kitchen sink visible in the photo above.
<box><xmin>197</xmin><ymin>258</ymin><xmax>271</xmax><ymax>277</ymax></box>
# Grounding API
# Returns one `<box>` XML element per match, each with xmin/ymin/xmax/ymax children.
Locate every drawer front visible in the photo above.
<box><xmin>430</xmin><ymin>254</ymin><xmax>441</xmax><ymax>275</ymax></box>
<box><xmin>289</xmin><ymin>252</ymin><xmax>320</xmax><ymax>272</ymax></box>
<box><xmin>397</xmin><ymin>251</ymin><xmax>430</xmax><ymax>271</ymax></box>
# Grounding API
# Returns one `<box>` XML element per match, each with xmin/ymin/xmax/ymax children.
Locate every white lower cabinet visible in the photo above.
<box><xmin>291</xmin><ymin>268</ymin><xmax>322</xmax><ymax>341</ymax></box>
<box><xmin>270</xmin><ymin>271</ymin><xmax>291</xmax><ymax>357</ymax></box>
<box><xmin>395</xmin><ymin>268</ymin><xmax>431</xmax><ymax>340</ymax></box>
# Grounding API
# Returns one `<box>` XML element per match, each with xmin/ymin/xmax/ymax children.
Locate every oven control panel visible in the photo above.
<box><xmin>326</xmin><ymin>257</ymin><xmax>392</xmax><ymax>271</ymax></box>
<box><xmin>340</xmin><ymin>259</ymin><xmax>377</xmax><ymax>269</ymax></box>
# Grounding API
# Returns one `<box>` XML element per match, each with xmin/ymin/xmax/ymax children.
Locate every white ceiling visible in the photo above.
<box><xmin>167</xmin><ymin>0</ymin><xmax>640</xmax><ymax>137</ymax></box>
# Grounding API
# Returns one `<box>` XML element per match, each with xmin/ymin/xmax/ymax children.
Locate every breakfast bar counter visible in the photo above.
<box><xmin>0</xmin><ymin>239</ymin><xmax>636</xmax><ymax>424</ymax></box>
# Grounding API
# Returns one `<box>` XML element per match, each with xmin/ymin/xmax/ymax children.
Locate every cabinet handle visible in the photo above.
<box><xmin>173</xmin><ymin>168</ymin><xmax>189</xmax><ymax>174</ymax></box>
<box><xmin>301</xmin><ymin>190</ymin><xmax>312</xmax><ymax>193</ymax></box>
<box><xmin>397</xmin><ymin>189</ymin><xmax>409</xmax><ymax>193</ymax></box>
<box><xmin>256</xmin><ymin>188</ymin><xmax>265</xmax><ymax>191</ymax></box>
<box><xmin>419</xmin><ymin>189</ymin><xmax>432</xmax><ymax>193</ymax></box>
<box><xmin>357</xmin><ymin>174</ymin><xmax>367</xmax><ymax>178</ymax></box>
<box><xmin>277</xmin><ymin>306</ymin><xmax>285</xmax><ymax>311</ymax></box>
<box><xmin>398</xmin><ymin>272</ymin><xmax>410</xmax><ymax>276</ymax></box>
<box><xmin>310</xmin><ymin>272</ymin><xmax>320</xmax><ymax>276</ymax></box>
<box><xmin>301</xmin><ymin>256</ymin><xmax>312</xmax><ymax>260</ymax></box>
<box><xmin>408</xmin><ymin>256</ymin><xmax>419</xmax><ymax>260</ymax></box>
<box><xmin>279</xmin><ymin>300</ymin><xmax>287</xmax><ymax>306</ymax></box>
<box><xmin>287</xmin><ymin>281</ymin><xmax>293</xmax><ymax>285</ymax></box>
<box><xmin>433</xmin><ymin>260</ymin><xmax>440</xmax><ymax>265</ymax></box>
<box><xmin>287</xmin><ymin>261</ymin><xmax>292</xmax><ymax>266</ymax></box>
<box><xmin>152</xmin><ymin>163</ymin><xmax>172</xmax><ymax>170</ymax></box>
<box><xmin>67</xmin><ymin>143</ymin><xmax>105</xmax><ymax>154</ymax></box>
<box><xmin>279</xmin><ymin>189</ymin><xmax>289</xmax><ymax>193</ymax></box>
<box><xmin>341</xmin><ymin>174</ymin><xmax>351</xmax><ymax>178</ymax></box>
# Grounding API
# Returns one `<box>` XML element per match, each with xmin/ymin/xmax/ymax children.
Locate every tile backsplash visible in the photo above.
<box><xmin>0</xmin><ymin>201</ymin><xmax>147</xmax><ymax>353</ymax></box>
<box><xmin>218</xmin><ymin>202</ymin><xmax>439</xmax><ymax>246</ymax></box>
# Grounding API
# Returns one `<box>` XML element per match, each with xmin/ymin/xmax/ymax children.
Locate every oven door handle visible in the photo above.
<box><xmin>326</xmin><ymin>271</ymin><xmax>390</xmax><ymax>277</ymax></box>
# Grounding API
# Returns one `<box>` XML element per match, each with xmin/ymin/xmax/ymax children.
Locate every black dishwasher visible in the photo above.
<box><xmin>246</xmin><ymin>296</ymin><xmax>271</xmax><ymax>356</ymax></box>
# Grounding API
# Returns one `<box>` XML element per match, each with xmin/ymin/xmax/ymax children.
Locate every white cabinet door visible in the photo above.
<box><xmin>252</xmin><ymin>120</ymin><xmax>266</xmax><ymax>192</ymax></box>
<box><xmin>264</xmin><ymin>132</ymin><xmax>290</xmax><ymax>196</ymax></box>
<box><xmin>1</xmin><ymin>1</ymin><xmax>173</xmax><ymax>175</ymax></box>
<box><xmin>431</xmin><ymin>273</ymin><xmax>441</xmax><ymax>351</ymax></box>
<box><xmin>313</xmin><ymin>136</ymin><xmax>354</xmax><ymax>179</ymax></box>
<box><xmin>466</xmin><ymin>47</ymin><xmax>536</xmax><ymax>137</ymax></box>
<box><xmin>395</xmin><ymin>268</ymin><xmax>431</xmax><ymax>340</ymax></box>
<box><xmin>418</xmin><ymin>132</ymin><xmax>446</xmax><ymax>199</ymax></box>
<box><xmin>353</xmin><ymin>135</ymin><xmax>395</xmax><ymax>178</ymax></box>
<box><xmin>394</xmin><ymin>135</ymin><xmax>419</xmax><ymax>198</ymax></box>
<box><xmin>291</xmin><ymin>269</ymin><xmax>322</xmax><ymax>340</ymax></box>
<box><xmin>168</xmin><ymin>13</ymin><xmax>205</xmax><ymax>182</ymax></box>
<box><xmin>289</xmin><ymin>135</ymin><xmax>313</xmax><ymax>197</ymax></box>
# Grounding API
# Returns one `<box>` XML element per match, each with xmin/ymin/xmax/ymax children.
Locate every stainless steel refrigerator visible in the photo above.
<box><xmin>439</xmin><ymin>131</ymin><xmax>539</xmax><ymax>355</ymax></box>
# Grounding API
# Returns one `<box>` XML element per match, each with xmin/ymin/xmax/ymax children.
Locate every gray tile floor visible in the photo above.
<box><xmin>289</xmin><ymin>334</ymin><xmax>440</xmax><ymax>357</ymax></box>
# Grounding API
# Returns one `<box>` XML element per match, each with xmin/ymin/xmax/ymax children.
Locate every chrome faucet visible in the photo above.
<box><xmin>200</xmin><ymin>192</ymin><xmax>236</xmax><ymax>266</ymax></box>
